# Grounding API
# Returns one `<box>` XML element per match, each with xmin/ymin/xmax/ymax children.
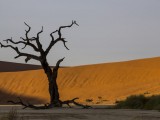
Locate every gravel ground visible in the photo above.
<box><xmin>0</xmin><ymin>106</ymin><xmax>160</xmax><ymax>120</ymax></box>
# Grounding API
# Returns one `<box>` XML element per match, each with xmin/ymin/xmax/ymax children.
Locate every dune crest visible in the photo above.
<box><xmin>1</xmin><ymin>57</ymin><xmax>160</xmax><ymax>104</ymax></box>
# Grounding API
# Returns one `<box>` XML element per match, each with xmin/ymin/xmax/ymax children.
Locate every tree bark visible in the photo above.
<box><xmin>40</xmin><ymin>59</ymin><xmax>61</xmax><ymax>107</ymax></box>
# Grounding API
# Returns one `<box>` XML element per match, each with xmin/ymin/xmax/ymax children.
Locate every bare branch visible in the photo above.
<box><xmin>21</xmin><ymin>44</ymin><xmax>27</xmax><ymax>49</ymax></box>
<box><xmin>0</xmin><ymin>42</ymin><xmax>40</xmax><ymax>62</ymax></box>
<box><xmin>37</xmin><ymin>26</ymin><xmax>43</xmax><ymax>38</ymax></box>
<box><xmin>23</xmin><ymin>23</ymin><xmax>40</xmax><ymax>51</ymax></box>
<box><xmin>24</xmin><ymin>22</ymin><xmax>30</xmax><ymax>29</ymax></box>
<box><xmin>14</xmin><ymin>54</ymin><xmax>21</xmax><ymax>59</ymax></box>
<box><xmin>18</xmin><ymin>53</ymin><xmax>40</xmax><ymax>62</ymax></box>
<box><xmin>61</xmin><ymin>97</ymin><xmax>91</xmax><ymax>109</ymax></box>
<box><xmin>50</xmin><ymin>30</ymin><xmax>58</xmax><ymax>41</ymax></box>
<box><xmin>3</xmin><ymin>38</ymin><xmax>39</xmax><ymax>51</ymax></box>
<box><xmin>35</xmin><ymin>26</ymin><xmax>44</xmax><ymax>53</ymax></box>
<box><xmin>20</xmin><ymin>37</ymin><xmax>37</xmax><ymax>42</ymax></box>
<box><xmin>24</xmin><ymin>22</ymin><xmax>31</xmax><ymax>40</ymax></box>
<box><xmin>8</xmin><ymin>97</ymin><xmax>28</xmax><ymax>109</ymax></box>
<box><xmin>4</xmin><ymin>38</ymin><xmax>25</xmax><ymax>45</ymax></box>
<box><xmin>8</xmin><ymin>97</ymin><xmax>91</xmax><ymax>109</ymax></box>
<box><xmin>45</xmin><ymin>21</ymin><xmax>78</xmax><ymax>56</ymax></box>
<box><xmin>20</xmin><ymin>22</ymin><xmax>41</xmax><ymax>51</ymax></box>
<box><xmin>8</xmin><ymin>97</ymin><xmax>50</xmax><ymax>109</ymax></box>
<box><xmin>25</xmin><ymin>56</ymin><xmax>31</xmax><ymax>63</ymax></box>
<box><xmin>52</xmin><ymin>57</ymin><xmax>65</xmax><ymax>74</ymax></box>
<box><xmin>60</xmin><ymin>38</ymin><xmax>69</xmax><ymax>50</ymax></box>
<box><xmin>58</xmin><ymin>20</ymin><xmax>79</xmax><ymax>38</ymax></box>
<box><xmin>0</xmin><ymin>42</ymin><xmax>19</xmax><ymax>53</ymax></box>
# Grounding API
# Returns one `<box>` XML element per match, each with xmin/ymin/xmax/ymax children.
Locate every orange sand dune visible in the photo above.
<box><xmin>1</xmin><ymin>57</ymin><xmax>160</xmax><ymax>104</ymax></box>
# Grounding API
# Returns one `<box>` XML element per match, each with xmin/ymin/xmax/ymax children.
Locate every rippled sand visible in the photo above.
<box><xmin>1</xmin><ymin>57</ymin><xmax>160</xmax><ymax>105</ymax></box>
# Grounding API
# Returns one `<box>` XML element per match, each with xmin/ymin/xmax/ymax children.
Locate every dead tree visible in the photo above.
<box><xmin>0</xmin><ymin>21</ymin><xmax>91</xmax><ymax>109</ymax></box>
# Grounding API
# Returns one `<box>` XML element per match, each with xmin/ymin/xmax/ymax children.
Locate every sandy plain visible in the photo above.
<box><xmin>0</xmin><ymin>106</ymin><xmax>160</xmax><ymax>120</ymax></box>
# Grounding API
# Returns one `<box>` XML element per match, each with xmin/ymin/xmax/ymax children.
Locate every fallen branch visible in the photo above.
<box><xmin>8</xmin><ymin>97</ymin><xmax>92</xmax><ymax>109</ymax></box>
<box><xmin>61</xmin><ymin>97</ymin><xmax>91</xmax><ymax>109</ymax></box>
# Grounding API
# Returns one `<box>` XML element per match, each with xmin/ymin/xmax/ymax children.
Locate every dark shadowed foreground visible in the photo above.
<box><xmin>0</xmin><ymin>106</ymin><xmax>160</xmax><ymax>120</ymax></box>
<box><xmin>0</xmin><ymin>89</ymin><xmax>46</xmax><ymax>105</ymax></box>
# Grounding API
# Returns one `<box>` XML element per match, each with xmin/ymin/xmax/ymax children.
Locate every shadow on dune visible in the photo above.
<box><xmin>0</xmin><ymin>89</ymin><xmax>47</xmax><ymax>105</ymax></box>
<box><xmin>0</xmin><ymin>61</ymin><xmax>42</xmax><ymax>72</ymax></box>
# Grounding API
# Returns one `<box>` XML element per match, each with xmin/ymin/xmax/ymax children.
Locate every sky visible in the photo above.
<box><xmin>0</xmin><ymin>0</ymin><xmax>160</xmax><ymax>66</ymax></box>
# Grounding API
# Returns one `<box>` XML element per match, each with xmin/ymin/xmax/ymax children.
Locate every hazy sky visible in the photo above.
<box><xmin>0</xmin><ymin>0</ymin><xmax>160</xmax><ymax>66</ymax></box>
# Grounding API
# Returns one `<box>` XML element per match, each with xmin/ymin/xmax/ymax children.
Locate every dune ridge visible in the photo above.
<box><xmin>0</xmin><ymin>57</ymin><xmax>160</xmax><ymax>104</ymax></box>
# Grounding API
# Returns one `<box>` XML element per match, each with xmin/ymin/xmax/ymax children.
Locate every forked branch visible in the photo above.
<box><xmin>3</xmin><ymin>38</ymin><xmax>39</xmax><ymax>51</ymax></box>
<box><xmin>23</xmin><ymin>22</ymin><xmax>43</xmax><ymax>52</ymax></box>
<box><xmin>62</xmin><ymin>98</ymin><xmax>91</xmax><ymax>109</ymax></box>
<box><xmin>45</xmin><ymin>21</ymin><xmax>78</xmax><ymax>56</ymax></box>
<box><xmin>58</xmin><ymin>20</ymin><xmax>79</xmax><ymax>38</ymax></box>
<box><xmin>0</xmin><ymin>42</ymin><xmax>40</xmax><ymax>62</ymax></box>
<box><xmin>52</xmin><ymin>57</ymin><xmax>65</xmax><ymax>74</ymax></box>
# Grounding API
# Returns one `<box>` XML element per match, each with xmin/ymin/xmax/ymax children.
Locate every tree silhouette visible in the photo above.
<box><xmin>0</xmin><ymin>21</ymin><xmax>90</xmax><ymax>109</ymax></box>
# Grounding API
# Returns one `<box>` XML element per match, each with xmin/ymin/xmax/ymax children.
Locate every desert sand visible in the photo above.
<box><xmin>0</xmin><ymin>57</ymin><xmax>160</xmax><ymax>105</ymax></box>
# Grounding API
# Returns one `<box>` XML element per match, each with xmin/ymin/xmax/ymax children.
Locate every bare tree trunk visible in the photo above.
<box><xmin>40</xmin><ymin>59</ymin><xmax>61</xmax><ymax>107</ymax></box>
<box><xmin>50</xmin><ymin>78</ymin><xmax>61</xmax><ymax>106</ymax></box>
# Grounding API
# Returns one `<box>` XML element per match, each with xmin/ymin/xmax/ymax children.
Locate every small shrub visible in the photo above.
<box><xmin>115</xmin><ymin>95</ymin><xmax>147</xmax><ymax>109</ymax></box>
<box><xmin>144</xmin><ymin>95</ymin><xmax>160</xmax><ymax>110</ymax></box>
<box><xmin>115</xmin><ymin>94</ymin><xmax>160</xmax><ymax>110</ymax></box>
<box><xmin>85</xmin><ymin>99</ymin><xmax>93</xmax><ymax>103</ymax></box>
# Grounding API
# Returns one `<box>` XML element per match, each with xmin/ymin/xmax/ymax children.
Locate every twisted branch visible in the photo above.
<box><xmin>8</xmin><ymin>97</ymin><xmax>91</xmax><ymax>109</ymax></box>
<box><xmin>36</xmin><ymin>26</ymin><xmax>44</xmax><ymax>52</ymax></box>
<box><xmin>4</xmin><ymin>38</ymin><xmax>39</xmax><ymax>51</ymax></box>
<box><xmin>8</xmin><ymin>97</ymin><xmax>50</xmax><ymax>109</ymax></box>
<box><xmin>0</xmin><ymin>42</ymin><xmax>40</xmax><ymax>62</ymax></box>
<box><xmin>61</xmin><ymin>97</ymin><xmax>91</xmax><ymax>108</ymax></box>
<box><xmin>52</xmin><ymin>57</ymin><xmax>65</xmax><ymax>74</ymax></box>
<box><xmin>58</xmin><ymin>20</ymin><xmax>79</xmax><ymax>38</ymax></box>
<box><xmin>45</xmin><ymin>21</ymin><xmax>78</xmax><ymax>56</ymax></box>
<box><xmin>23</xmin><ymin>22</ymin><xmax>44</xmax><ymax>54</ymax></box>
